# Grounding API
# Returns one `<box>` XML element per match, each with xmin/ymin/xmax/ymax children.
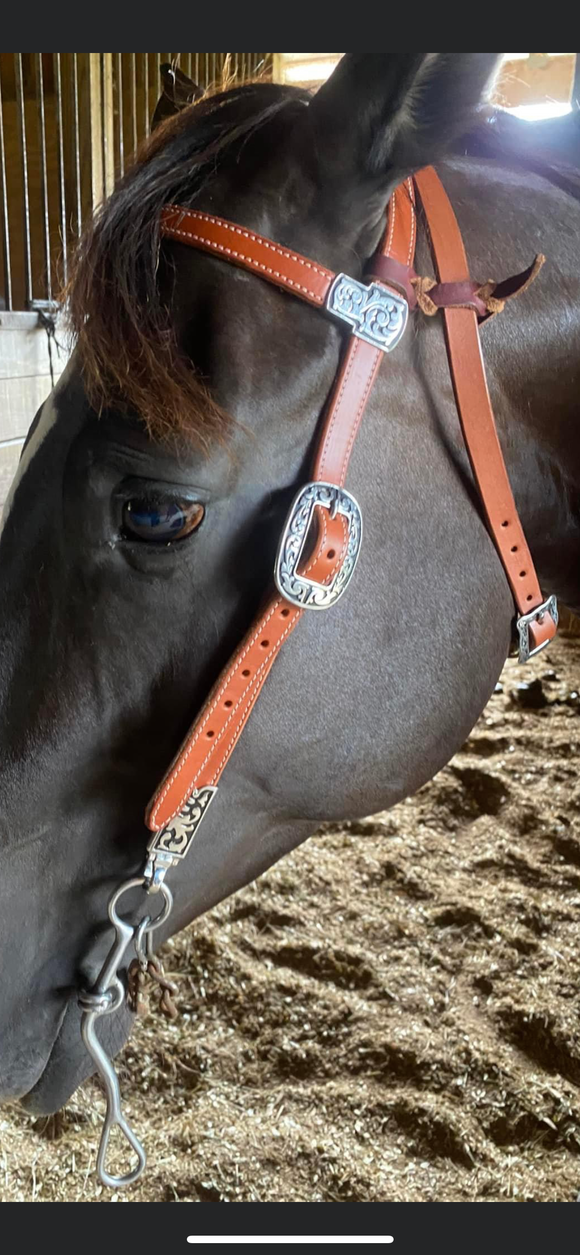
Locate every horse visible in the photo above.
<box><xmin>1</xmin><ymin>53</ymin><xmax>579</xmax><ymax>1146</ymax></box>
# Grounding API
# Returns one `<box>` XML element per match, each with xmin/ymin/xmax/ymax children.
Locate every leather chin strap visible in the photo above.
<box><xmin>145</xmin><ymin>167</ymin><xmax>557</xmax><ymax>874</ymax></box>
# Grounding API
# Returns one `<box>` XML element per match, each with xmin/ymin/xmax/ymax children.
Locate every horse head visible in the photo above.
<box><xmin>1</xmin><ymin>54</ymin><xmax>579</xmax><ymax>1132</ymax></box>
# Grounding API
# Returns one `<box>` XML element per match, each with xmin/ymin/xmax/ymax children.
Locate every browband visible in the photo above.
<box><xmin>145</xmin><ymin>168</ymin><xmax>557</xmax><ymax>877</ymax></box>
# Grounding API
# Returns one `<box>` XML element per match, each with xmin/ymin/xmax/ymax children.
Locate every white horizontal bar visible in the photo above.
<box><xmin>283</xmin><ymin>58</ymin><xmax>340</xmax><ymax>84</ymax></box>
<box><xmin>187</xmin><ymin>1240</ymin><xmax>394</xmax><ymax>1246</ymax></box>
<box><xmin>509</xmin><ymin>101</ymin><xmax>572</xmax><ymax>119</ymax></box>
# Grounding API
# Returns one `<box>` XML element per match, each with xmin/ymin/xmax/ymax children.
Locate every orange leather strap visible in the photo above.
<box><xmin>161</xmin><ymin>205</ymin><xmax>335</xmax><ymax>307</ymax></box>
<box><xmin>147</xmin><ymin>181</ymin><xmax>416</xmax><ymax>831</ymax></box>
<box><xmin>413</xmin><ymin>167</ymin><xmax>557</xmax><ymax>655</ymax></box>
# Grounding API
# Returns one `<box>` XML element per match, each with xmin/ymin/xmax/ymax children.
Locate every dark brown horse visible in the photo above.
<box><xmin>1</xmin><ymin>54</ymin><xmax>579</xmax><ymax>1121</ymax></box>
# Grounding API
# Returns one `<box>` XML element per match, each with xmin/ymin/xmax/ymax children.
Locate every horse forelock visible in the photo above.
<box><xmin>66</xmin><ymin>82</ymin><xmax>309</xmax><ymax>451</ymax></box>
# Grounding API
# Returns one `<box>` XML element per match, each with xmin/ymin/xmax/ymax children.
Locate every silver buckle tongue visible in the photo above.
<box><xmin>274</xmin><ymin>481</ymin><xmax>362</xmax><ymax>611</ymax></box>
<box><xmin>517</xmin><ymin>594</ymin><xmax>558</xmax><ymax>664</ymax></box>
<box><xmin>326</xmin><ymin>274</ymin><xmax>408</xmax><ymax>352</ymax></box>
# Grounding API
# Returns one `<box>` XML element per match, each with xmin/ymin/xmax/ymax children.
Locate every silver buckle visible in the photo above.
<box><xmin>274</xmin><ymin>481</ymin><xmax>362</xmax><ymax>610</ymax></box>
<box><xmin>517</xmin><ymin>595</ymin><xmax>558</xmax><ymax>664</ymax></box>
<box><xmin>326</xmin><ymin>274</ymin><xmax>408</xmax><ymax>353</ymax></box>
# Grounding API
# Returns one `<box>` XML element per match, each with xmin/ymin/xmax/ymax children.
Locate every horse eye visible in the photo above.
<box><xmin>122</xmin><ymin>498</ymin><xmax>205</xmax><ymax>543</ymax></box>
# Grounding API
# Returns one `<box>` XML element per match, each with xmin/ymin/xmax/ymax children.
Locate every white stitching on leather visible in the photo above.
<box><xmin>405</xmin><ymin>179</ymin><xmax>416</xmax><ymax>266</ymax></box>
<box><xmin>386</xmin><ymin>192</ymin><xmax>396</xmax><ymax>256</ymax></box>
<box><xmin>207</xmin><ymin>665</ymin><xmax>278</xmax><ymax>786</ymax></box>
<box><xmin>316</xmin><ymin>339</ymin><xmax>360</xmax><ymax>480</ymax></box>
<box><xmin>164</xmin><ymin>207</ymin><xmax>332</xmax><ymax>280</ymax></box>
<box><xmin>149</xmin><ymin>600</ymin><xmax>291</xmax><ymax>826</ymax></box>
<box><xmin>163</xmin><ymin>225</ymin><xmax>326</xmax><ymax>302</ymax></box>
<box><xmin>339</xmin><ymin>353</ymin><xmax>381</xmax><ymax>487</ymax></box>
<box><xmin>157</xmin><ymin>614</ymin><xmax>299</xmax><ymax>820</ymax></box>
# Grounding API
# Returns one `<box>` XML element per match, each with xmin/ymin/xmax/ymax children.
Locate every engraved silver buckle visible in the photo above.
<box><xmin>517</xmin><ymin>595</ymin><xmax>558</xmax><ymax>664</ymax></box>
<box><xmin>274</xmin><ymin>481</ymin><xmax>363</xmax><ymax>611</ymax></box>
<box><xmin>326</xmin><ymin>274</ymin><xmax>408</xmax><ymax>352</ymax></box>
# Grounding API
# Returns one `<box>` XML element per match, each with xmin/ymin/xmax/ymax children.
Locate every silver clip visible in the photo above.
<box><xmin>78</xmin><ymin>877</ymin><xmax>173</xmax><ymax>1188</ymax></box>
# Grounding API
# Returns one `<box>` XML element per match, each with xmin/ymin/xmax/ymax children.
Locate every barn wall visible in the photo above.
<box><xmin>0</xmin><ymin>312</ymin><xmax>67</xmax><ymax>511</ymax></box>
<box><xmin>0</xmin><ymin>53</ymin><xmax>272</xmax><ymax>513</ymax></box>
<box><xmin>273</xmin><ymin>53</ymin><xmax>577</xmax><ymax>106</ymax></box>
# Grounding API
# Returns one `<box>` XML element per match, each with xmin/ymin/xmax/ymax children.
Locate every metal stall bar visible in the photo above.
<box><xmin>53</xmin><ymin>53</ymin><xmax>68</xmax><ymax>284</ymax></box>
<box><xmin>116</xmin><ymin>53</ymin><xmax>125</xmax><ymax>177</ymax></box>
<box><xmin>14</xmin><ymin>54</ymin><xmax>32</xmax><ymax>308</ymax></box>
<box><xmin>34</xmin><ymin>54</ymin><xmax>53</xmax><ymax>305</ymax></box>
<box><xmin>88</xmin><ymin>54</ymin><xmax>104</xmax><ymax>209</ymax></box>
<box><xmin>72</xmin><ymin>53</ymin><xmax>83</xmax><ymax>235</ymax></box>
<box><xmin>130</xmin><ymin>53</ymin><xmax>138</xmax><ymax>153</ymax></box>
<box><xmin>102</xmin><ymin>54</ymin><xmax>115</xmax><ymax>197</ymax></box>
<box><xmin>0</xmin><ymin>62</ymin><xmax>13</xmax><ymax>309</ymax></box>
<box><xmin>143</xmin><ymin>53</ymin><xmax>150</xmax><ymax>139</ymax></box>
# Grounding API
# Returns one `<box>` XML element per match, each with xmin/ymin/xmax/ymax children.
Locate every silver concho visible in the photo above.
<box><xmin>274</xmin><ymin>481</ymin><xmax>362</xmax><ymax>611</ymax></box>
<box><xmin>326</xmin><ymin>274</ymin><xmax>408</xmax><ymax>353</ymax></box>
<box><xmin>149</xmin><ymin>786</ymin><xmax>218</xmax><ymax>860</ymax></box>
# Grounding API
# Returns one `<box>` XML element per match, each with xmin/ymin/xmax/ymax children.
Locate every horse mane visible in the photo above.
<box><xmin>67</xmin><ymin>82</ymin><xmax>308</xmax><ymax>448</ymax></box>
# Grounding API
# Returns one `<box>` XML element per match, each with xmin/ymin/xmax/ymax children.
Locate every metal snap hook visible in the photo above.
<box><xmin>96</xmin><ymin>1101</ymin><xmax>147</xmax><ymax>1189</ymax></box>
<box><xmin>79</xmin><ymin>875</ymin><xmax>175</xmax><ymax>1189</ymax></box>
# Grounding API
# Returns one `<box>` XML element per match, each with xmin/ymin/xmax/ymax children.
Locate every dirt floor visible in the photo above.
<box><xmin>2</xmin><ymin>635</ymin><xmax>580</xmax><ymax>1203</ymax></box>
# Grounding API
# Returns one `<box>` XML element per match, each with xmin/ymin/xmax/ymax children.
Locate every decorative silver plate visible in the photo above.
<box><xmin>149</xmin><ymin>786</ymin><xmax>218</xmax><ymax>861</ymax></box>
<box><xmin>274</xmin><ymin>481</ymin><xmax>363</xmax><ymax>611</ymax></box>
<box><xmin>326</xmin><ymin>274</ymin><xmax>408</xmax><ymax>352</ymax></box>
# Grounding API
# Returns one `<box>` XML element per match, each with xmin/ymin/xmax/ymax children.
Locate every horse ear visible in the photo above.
<box><xmin>304</xmin><ymin>53</ymin><xmax>501</xmax><ymax>191</ymax></box>
<box><xmin>151</xmin><ymin>63</ymin><xmax>203</xmax><ymax>131</ymax></box>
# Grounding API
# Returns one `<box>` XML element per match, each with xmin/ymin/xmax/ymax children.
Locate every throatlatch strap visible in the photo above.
<box><xmin>413</xmin><ymin>167</ymin><xmax>556</xmax><ymax>656</ymax></box>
